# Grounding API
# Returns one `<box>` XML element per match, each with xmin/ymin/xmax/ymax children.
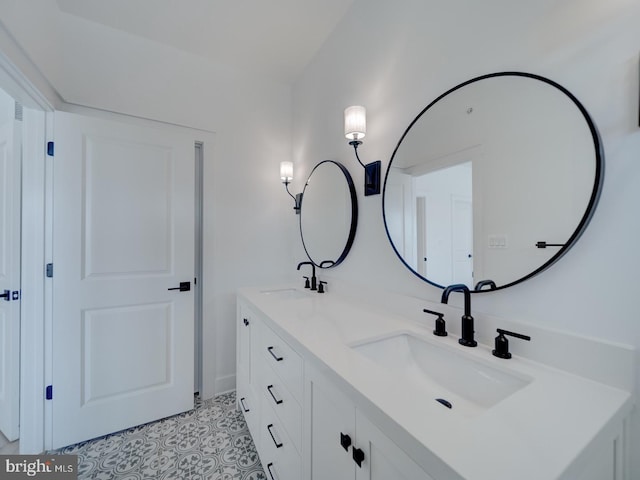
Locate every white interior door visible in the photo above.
<box><xmin>0</xmin><ymin>117</ymin><xmax>21</xmax><ymax>442</ymax></box>
<box><xmin>451</xmin><ymin>195</ymin><xmax>473</xmax><ymax>286</ymax></box>
<box><xmin>51</xmin><ymin>111</ymin><xmax>195</xmax><ymax>448</ymax></box>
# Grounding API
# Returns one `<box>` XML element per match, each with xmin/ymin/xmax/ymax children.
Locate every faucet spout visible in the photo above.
<box><xmin>441</xmin><ymin>284</ymin><xmax>476</xmax><ymax>347</ymax></box>
<box><xmin>441</xmin><ymin>284</ymin><xmax>471</xmax><ymax>316</ymax></box>
<box><xmin>297</xmin><ymin>261</ymin><xmax>317</xmax><ymax>290</ymax></box>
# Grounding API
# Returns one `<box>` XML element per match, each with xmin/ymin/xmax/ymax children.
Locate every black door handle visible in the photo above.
<box><xmin>0</xmin><ymin>290</ymin><xmax>9</xmax><ymax>301</ymax></box>
<box><xmin>168</xmin><ymin>281</ymin><xmax>190</xmax><ymax>292</ymax></box>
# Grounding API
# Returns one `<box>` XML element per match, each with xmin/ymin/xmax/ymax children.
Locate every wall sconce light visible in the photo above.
<box><xmin>344</xmin><ymin>105</ymin><xmax>381</xmax><ymax>196</ymax></box>
<box><xmin>280</xmin><ymin>161</ymin><xmax>302</xmax><ymax>214</ymax></box>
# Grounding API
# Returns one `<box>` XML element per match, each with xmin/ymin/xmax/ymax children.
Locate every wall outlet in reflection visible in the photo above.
<box><xmin>488</xmin><ymin>235</ymin><xmax>508</xmax><ymax>248</ymax></box>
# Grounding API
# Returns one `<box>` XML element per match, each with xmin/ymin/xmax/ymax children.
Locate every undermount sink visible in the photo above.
<box><xmin>260</xmin><ymin>288</ymin><xmax>311</xmax><ymax>300</ymax></box>
<box><xmin>351</xmin><ymin>332</ymin><xmax>531</xmax><ymax>416</ymax></box>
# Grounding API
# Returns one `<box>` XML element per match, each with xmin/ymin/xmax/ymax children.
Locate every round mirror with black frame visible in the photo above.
<box><xmin>383</xmin><ymin>72</ymin><xmax>604</xmax><ymax>292</ymax></box>
<box><xmin>300</xmin><ymin>160</ymin><xmax>358</xmax><ymax>268</ymax></box>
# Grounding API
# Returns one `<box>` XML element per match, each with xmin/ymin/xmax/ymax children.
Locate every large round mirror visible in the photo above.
<box><xmin>383</xmin><ymin>72</ymin><xmax>603</xmax><ymax>291</ymax></box>
<box><xmin>300</xmin><ymin>160</ymin><xmax>358</xmax><ymax>267</ymax></box>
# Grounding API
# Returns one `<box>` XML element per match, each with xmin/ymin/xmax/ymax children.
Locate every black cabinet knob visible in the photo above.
<box><xmin>352</xmin><ymin>447</ymin><xmax>365</xmax><ymax>467</ymax></box>
<box><xmin>340</xmin><ymin>432</ymin><xmax>351</xmax><ymax>451</ymax></box>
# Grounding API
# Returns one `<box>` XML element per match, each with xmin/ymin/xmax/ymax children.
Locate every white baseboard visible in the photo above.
<box><xmin>213</xmin><ymin>374</ymin><xmax>236</xmax><ymax>397</ymax></box>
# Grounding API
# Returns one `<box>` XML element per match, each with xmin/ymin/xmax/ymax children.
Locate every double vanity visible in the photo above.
<box><xmin>236</xmin><ymin>285</ymin><xmax>633</xmax><ymax>480</ymax></box>
<box><xmin>241</xmin><ymin>71</ymin><xmax>633</xmax><ymax>479</ymax></box>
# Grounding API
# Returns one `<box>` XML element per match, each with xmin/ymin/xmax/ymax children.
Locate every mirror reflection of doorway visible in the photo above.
<box><xmin>415</xmin><ymin>161</ymin><xmax>472</xmax><ymax>286</ymax></box>
<box><xmin>451</xmin><ymin>194</ymin><xmax>473</xmax><ymax>286</ymax></box>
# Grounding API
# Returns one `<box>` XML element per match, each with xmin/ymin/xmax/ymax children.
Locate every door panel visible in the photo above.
<box><xmin>81</xmin><ymin>302</ymin><xmax>172</xmax><ymax>403</ymax></box>
<box><xmin>52</xmin><ymin>112</ymin><xmax>195</xmax><ymax>448</ymax></box>
<box><xmin>0</xmin><ymin>118</ymin><xmax>21</xmax><ymax>442</ymax></box>
<box><xmin>83</xmin><ymin>137</ymin><xmax>172</xmax><ymax>277</ymax></box>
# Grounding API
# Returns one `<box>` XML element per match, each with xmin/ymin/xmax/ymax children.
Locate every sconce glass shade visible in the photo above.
<box><xmin>344</xmin><ymin>105</ymin><xmax>366</xmax><ymax>141</ymax></box>
<box><xmin>280</xmin><ymin>161</ymin><xmax>293</xmax><ymax>183</ymax></box>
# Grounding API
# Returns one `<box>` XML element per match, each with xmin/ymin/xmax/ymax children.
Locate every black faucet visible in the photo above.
<box><xmin>441</xmin><ymin>284</ymin><xmax>477</xmax><ymax>347</ymax></box>
<box><xmin>297</xmin><ymin>261</ymin><xmax>317</xmax><ymax>290</ymax></box>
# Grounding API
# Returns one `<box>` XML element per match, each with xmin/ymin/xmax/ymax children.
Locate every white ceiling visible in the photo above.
<box><xmin>55</xmin><ymin>0</ymin><xmax>356</xmax><ymax>83</ymax></box>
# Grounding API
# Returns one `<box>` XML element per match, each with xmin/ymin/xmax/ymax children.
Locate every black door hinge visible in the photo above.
<box><xmin>47</xmin><ymin>141</ymin><xmax>54</xmax><ymax>156</ymax></box>
<box><xmin>46</xmin><ymin>263</ymin><xmax>53</xmax><ymax>278</ymax></box>
<box><xmin>46</xmin><ymin>385</ymin><xmax>53</xmax><ymax>400</ymax></box>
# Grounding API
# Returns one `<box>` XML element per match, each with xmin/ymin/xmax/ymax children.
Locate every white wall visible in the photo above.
<box><xmin>292</xmin><ymin>0</ymin><xmax>640</xmax><ymax>475</ymax></box>
<box><xmin>0</xmin><ymin>2</ymin><xmax>296</xmax><ymax>395</ymax></box>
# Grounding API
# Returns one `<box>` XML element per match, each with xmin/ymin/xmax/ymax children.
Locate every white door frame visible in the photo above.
<box><xmin>0</xmin><ymin>50</ymin><xmax>53</xmax><ymax>454</ymax></box>
<box><xmin>194</xmin><ymin>142</ymin><xmax>204</xmax><ymax>395</ymax></box>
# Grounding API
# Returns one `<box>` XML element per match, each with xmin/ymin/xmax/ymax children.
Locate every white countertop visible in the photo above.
<box><xmin>238</xmin><ymin>285</ymin><xmax>634</xmax><ymax>480</ymax></box>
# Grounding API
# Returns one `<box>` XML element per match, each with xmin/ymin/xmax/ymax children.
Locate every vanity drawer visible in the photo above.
<box><xmin>236</xmin><ymin>379</ymin><xmax>260</xmax><ymax>449</ymax></box>
<box><xmin>259</xmin><ymin>395</ymin><xmax>302</xmax><ymax>480</ymax></box>
<box><xmin>258</xmin><ymin>322</ymin><xmax>303</xmax><ymax>403</ymax></box>
<box><xmin>256</xmin><ymin>363</ymin><xmax>302</xmax><ymax>454</ymax></box>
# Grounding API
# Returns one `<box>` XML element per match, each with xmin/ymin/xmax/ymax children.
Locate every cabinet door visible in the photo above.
<box><xmin>355</xmin><ymin>411</ymin><xmax>435</xmax><ymax>480</ymax></box>
<box><xmin>310</xmin><ymin>375</ymin><xmax>355</xmax><ymax>480</ymax></box>
<box><xmin>236</xmin><ymin>303</ymin><xmax>261</xmax><ymax>450</ymax></box>
<box><xmin>237</xmin><ymin>303</ymin><xmax>253</xmax><ymax>381</ymax></box>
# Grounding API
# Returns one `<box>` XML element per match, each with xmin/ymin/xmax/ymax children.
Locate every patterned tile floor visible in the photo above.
<box><xmin>53</xmin><ymin>391</ymin><xmax>266</xmax><ymax>480</ymax></box>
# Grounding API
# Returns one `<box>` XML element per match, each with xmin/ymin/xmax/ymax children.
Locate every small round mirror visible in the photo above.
<box><xmin>300</xmin><ymin>160</ymin><xmax>358</xmax><ymax>267</ymax></box>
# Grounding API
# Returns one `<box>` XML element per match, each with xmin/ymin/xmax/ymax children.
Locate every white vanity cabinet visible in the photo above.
<box><xmin>237</xmin><ymin>301</ymin><xmax>303</xmax><ymax>480</ymax></box>
<box><xmin>309</xmin><ymin>366</ymin><xmax>435</xmax><ymax>480</ymax></box>
<box><xmin>237</xmin><ymin>289</ymin><xmax>634</xmax><ymax>480</ymax></box>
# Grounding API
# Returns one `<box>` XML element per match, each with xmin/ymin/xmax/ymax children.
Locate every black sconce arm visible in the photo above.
<box><xmin>349</xmin><ymin>140</ymin><xmax>366</xmax><ymax>169</ymax></box>
<box><xmin>283</xmin><ymin>180</ymin><xmax>302</xmax><ymax>214</ymax></box>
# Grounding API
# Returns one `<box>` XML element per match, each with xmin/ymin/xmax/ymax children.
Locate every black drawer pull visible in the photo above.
<box><xmin>267</xmin><ymin>424</ymin><xmax>283</xmax><ymax>448</ymax></box>
<box><xmin>267</xmin><ymin>462</ymin><xmax>277</xmax><ymax>480</ymax></box>
<box><xmin>353</xmin><ymin>447</ymin><xmax>365</xmax><ymax>467</ymax></box>
<box><xmin>239</xmin><ymin>397</ymin><xmax>250</xmax><ymax>413</ymax></box>
<box><xmin>267</xmin><ymin>385</ymin><xmax>283</xmax><ymax>405</ymax></box>
<box><xmin>267</xmin><ymin>346</ymin><xmax>284</xmax><ymax>361</ymax></box>
<box><xmin>340</xmin><ymin>432</ymin><xmax>352</xmax><ymax>451</ymax></box>
<box><xmin>243</xmin><ymin>318</ymin><xmax>249</xmax><ymax>326</ymax></box>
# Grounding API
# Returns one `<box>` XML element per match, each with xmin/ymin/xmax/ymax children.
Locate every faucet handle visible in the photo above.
<box><xmin>303</xmin><ymin>276</ymin><xmax>310</xmax><ymax>289</ymax></box>
<box><xmin>492</xmin><ymin>328</ymin><xmax>531</xmax><ymax>359</ymax></box>
<box><xmin>318</xmin><ymin>281</ymin><xmax>327</xmax><ymax>293</ymax></box>
<box><xmin>423</xmin><ymin>308</ymin><xmax>447</xmax><ymax>337</ymax></box>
